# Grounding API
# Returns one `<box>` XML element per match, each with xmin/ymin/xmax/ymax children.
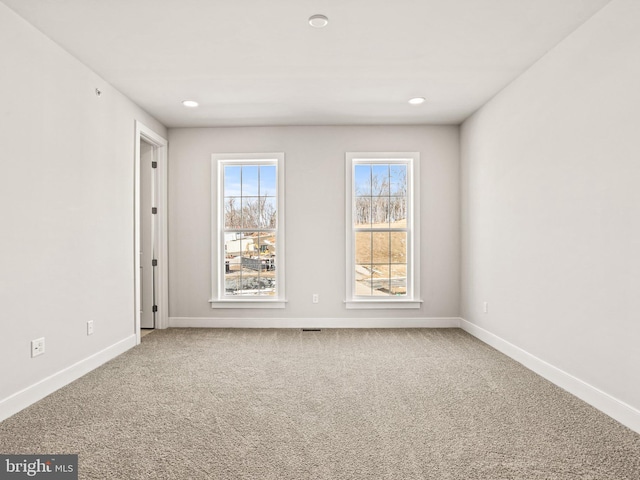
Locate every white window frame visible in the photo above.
<box><xmin>210</xmin><ymin>153</ymin><xmax>286</xmax><ymax>308</ymax></box>
<box><xmin>345</xmin><ymin>152</ymin><xmax>421</xmax><ymax>309</ymax></box>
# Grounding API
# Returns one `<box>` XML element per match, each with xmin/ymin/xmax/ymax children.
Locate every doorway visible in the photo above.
<box><xmin>134</xmin><ymin>122</ymin><xmax>168</xmax><ymax>344</ymax></box>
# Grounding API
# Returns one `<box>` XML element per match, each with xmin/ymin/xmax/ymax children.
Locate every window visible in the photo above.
<box><xmin>345</xmin><ymin>152</ymin><xmax>421</xmax><ymax>309</ymax></box>
<box><xmin>211</xmin><ymin>153</ymin><xmax>286</xmax><ymax>308</ymax></box>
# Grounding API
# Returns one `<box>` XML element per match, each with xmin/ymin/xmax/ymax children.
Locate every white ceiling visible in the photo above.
<box><xmin>2</xmin><ymin>0</ymin><xmax>612</xmax><ymax>128</ymax></box>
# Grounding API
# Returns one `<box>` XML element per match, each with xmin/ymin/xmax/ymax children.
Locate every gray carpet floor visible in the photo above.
<box><xmin>1</xmin><ymin>328</ymin><xmax>639</xmax><ymax>479</ymax></box>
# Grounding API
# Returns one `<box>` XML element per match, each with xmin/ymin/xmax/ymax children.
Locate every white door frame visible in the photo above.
<box><xmin>134</xmin><ymin>121</ymin><xmax>168</xmax><ymax>344</ymax></box>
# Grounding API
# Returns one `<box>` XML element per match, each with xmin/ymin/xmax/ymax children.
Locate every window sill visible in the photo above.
<box><xmin>344</xmin><ymin>299</ymin><xmax>423</xmax><ymax>310</ymax></box>
<box><xmin>209</xmin><ymin>299</ymin><xmax>287</xmax><ymax>309</ymax></box>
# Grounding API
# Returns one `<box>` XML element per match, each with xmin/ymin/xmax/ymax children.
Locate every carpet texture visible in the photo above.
<box><xmin>1</xmin><ymin>328</ymin><xmax>639</xmax><ymax>479</ymax></box>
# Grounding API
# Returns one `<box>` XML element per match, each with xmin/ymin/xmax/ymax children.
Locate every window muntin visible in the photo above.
<box><xmin>212</xmin><ymin>154</ymin><xmax>285</xmax><ymax>306</ymax></box>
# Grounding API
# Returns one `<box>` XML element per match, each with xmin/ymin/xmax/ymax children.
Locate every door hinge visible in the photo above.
<box><xmin>152</xmin><ymin>305</ymin><xmax>158</xmax><ymax>313</ymax></box>
<box><xmin>152</xmin><ymin>259</ymin><xmax>158</xmax><ymax>267</ymax></box>
<box><xmin>151</xmin><ymin>207</ymin><xmax>157</xmax><ymax>214</ymax></box>
<box><xmin>152</xmin><ymin>161</ymin><xmax>157</xmax><ymax>169</ymax></box>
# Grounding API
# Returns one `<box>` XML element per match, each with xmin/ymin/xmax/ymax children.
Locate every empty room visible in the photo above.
<box><xmin>1</xmin><ymin>0</ymin><xmax>639</xmax><ymax>478</ymax></box>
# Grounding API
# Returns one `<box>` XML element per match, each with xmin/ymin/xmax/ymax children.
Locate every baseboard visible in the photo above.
<box><xmin>0</xmin><ymin>335</ymin><xmax>137</xmax><ymax>423</ymax></box>
<box><xmin>460</xmin><ymin>319</ymin><xmax>640</xmax><ymax>435</ymax></box>
<box><xmin>168</xmin><ymin>317</ymin><xmax>462</xmax><ymax>329</ymax></box>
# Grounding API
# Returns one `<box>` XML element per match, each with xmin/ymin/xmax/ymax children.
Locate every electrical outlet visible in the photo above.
<box><xmin>312</xmin><ymin>294</ymin><xmax>319</xmax><ymax>304</ymax></box>
<box><xmin>87</xmin><ymin>320</ymin><xmax>94</xmax><ymax>335</ymax></box>
<box><xmin>483</xmin><ymin>302</ymin><xmax>489</xmax><ymax>314</ymax></box>
<box><xmin>31</xmin><ymin>338</ymin><xmax>45</xmax><ymax>357</ymax></box>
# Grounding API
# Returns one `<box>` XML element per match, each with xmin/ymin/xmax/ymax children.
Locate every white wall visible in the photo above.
<box><xmin>168</xmin><ymin>125</ymin><xmax>460</xmax><ymax>325</ymax></box>
<box><xmin>0</xmin><ymin>3</ymin><xmax>166</xmax><ymax>419</ymax></box>
<box><xmin>461</xmin><ymin>0</ymin><xmax>640</xmax><ymax>427</ymax></box>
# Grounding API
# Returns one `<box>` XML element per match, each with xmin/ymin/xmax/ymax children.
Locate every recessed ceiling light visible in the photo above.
<box><xmin>408</xmin><ymin>97</ymin><xmax>426</xmax><ymax>105</ymax></box>
<box><xmin>309</xmin><ymin>14</ymin><xmax>329</xmax><ymax>28</ymax></box>
<box><xmin>182</xmin><ymin>100</ymin><xmax>199</xmax><ymax>108</ymax></box>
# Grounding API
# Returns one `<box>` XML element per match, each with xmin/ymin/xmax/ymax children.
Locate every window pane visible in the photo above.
<box><xmin>246</xmin><ymin>235</ymin><xmax>257</xmax><ymax>255</ymax></box>
<box><xmin>355</xmin><ymin>264</ymin><xmax>372</xmax><ymax>296</ymax></box>
<box><xmin>390</xmin><ymin>165</ymin><xmax>407</xmax><ymax>196</ymax></box>
<box><xmin>260</xmin><ymin>197</ymin><xmax>277</xmax><ymax>229</ymax></box>
<box><xmin>390</xmin><ymin>232</ymin><xmax>407</xmax><ymax>263</ymax></box>
<box><xmin>224</xmin><ymin>259</ymin><xmax>240</xmax><ymax>295</ymax></box>
<box><xmin>255</xmin><ymin>234</ymin><xmax>266</xmax><ymax>294</ymax></box>
<box><xmin>371</xmin><ymin>164</ymin><xmax>390</xmax><ymax>196</ymax></box>
<box><xmin>354</xmin><ymin>165</ymin><xmax>371</xmax><ymax>196</ymax></box>
<box><xmin>239</xmin><ymin>269</ymin><xmax>260</xmax><ymax>294</ymax></box>
<box><xmin>237</xmin><ymin>236</ymin><xmax>256</xmax><ymax>295</ymax></box>
<box><xmin>224</xmin><ymin>197</ymin><xmax>241</xmax><ymax>229</ymax></box>
<box><xmin>240</xmin><ymin>236</ymin><xmax>255</xmax><ymax>257</ymax></box>
<box><xmin>372</xmin><ymin>279</ymin><xmax>390</xmax><ymax>296</ymax></box>
<box><xmin>259</xmin><ymin>165</ymin><xmax>277</xmax><ymax>196</ymax></box>
<box><xmin>371</xmin><ymin>197</ymin><xmax>389</xmax><ymax>226</ymax></box>
<box><xmin>354</xmin><ymin>197</ymin><xmax>371</xmax><ymax>227</ymax></box>
<box><xmin>355</xmin><ymin>232</ymin><xmax>371</xmax><ymax>264</ymax></box>
<box><xmin>242</xmin><ymin>197</ymin><xmax>260</xmax><ymax>229</ymax></box>
<box><xmin>224</xmin><ymin>166</ymin><xmax>241</xmax><ymax>197</ymax></box>
<box><xmin>257</xmin><ymin>235</ymin><xmax>276</xmax><ymax>295</ymax></box>
<box><xmin>389</xmin><ymin>197</ymin><xmax>407</xmax><ymax>225</ymax></box>
<box><xmin>224</xmin><ymin>233</ymin><xmax>242</xmax><ymax>257</ymax></box>
<box><xmin>242</xmin><ymin>165</ymin><xmax>259</xmax><ymax>196</ymax></box>
<box><xmin>225</xmin><ymin>236</ymin><xmax>254</xmax><ymax>296</ymax></box>
<box><xmin>390</xmin><ymin>264</ymin><xmax>407</xmax><ymax>296</ymax></box>
<box><xmin>372</xmin><ymin>232</ymin><xmax>390</xmax><ymax>264</ymax></box>
<box><xmin>242</xmin><ymin>234</ymin><xmax>261</xmax><ymax>295</ymax></box>
<box><xmin>370</xmin><ymin>264</ymin><xmax>388</xmax><ymax>296</ymax></box>
<box><xmin>258</xmin><ymin>234</ymin><xmax>276</xmax><ymax>269</ymax></box>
